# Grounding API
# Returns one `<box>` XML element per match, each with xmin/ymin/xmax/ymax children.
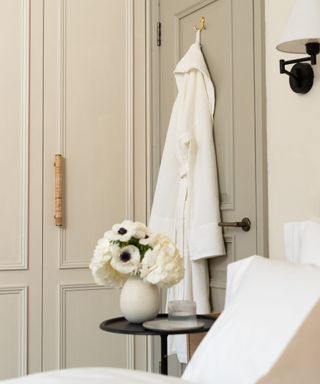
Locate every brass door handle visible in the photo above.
<box><xmin>218</xmin><ymin>217</ymin><xmax>251</xmax><ymax>232</ymax></box>
<box><xmin>54</xmin><ymin>154</ymin><xmax>63</xmax><ymax>226</ymax></box>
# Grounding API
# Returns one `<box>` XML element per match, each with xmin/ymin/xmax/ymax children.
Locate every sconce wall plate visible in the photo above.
<box><xmin>288</xmin><ymin>63</ymin><xmax>314</xmax><ymax>94</ymax></box>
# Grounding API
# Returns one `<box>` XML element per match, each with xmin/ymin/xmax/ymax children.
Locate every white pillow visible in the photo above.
<box><xmin>183</xmin><ymin>256</ymin><xmax>320</xmax><ymax>384</ymax></box>
<box><xmin>224</xmin><ymin>256</ymin><xmax>255</xmax><ymax>307</ymax></box>
<box><xmin>284</xmin><ymin>219</ymin><xmax>320</xmax><ymax>265</ymax></box>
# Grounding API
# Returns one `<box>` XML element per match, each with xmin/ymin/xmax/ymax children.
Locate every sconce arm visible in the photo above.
<box><xmin>280</xmin><ymin>55</ymin><xmax>316</xmax><ymax>79</ymax></box>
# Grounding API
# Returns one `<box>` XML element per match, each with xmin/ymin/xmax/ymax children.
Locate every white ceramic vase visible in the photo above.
<box><xmin>120</xmin><ymin>276</ymin><xmax>160</xmax><ymax>323</ymax></box>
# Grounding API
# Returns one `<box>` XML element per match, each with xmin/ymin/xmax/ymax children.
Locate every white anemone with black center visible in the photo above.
<box><xmin>104</xmin><ymin>220</ymin><xmax>150</xmax><ymax>242</ymax></box>
<box><xmin>104</xmin><ymin>220</ymin><xmax>137</xmax><ymax>242</ymax></box>
<box><xmin>110</xmin><ymin>244</ymin><xmax>141</xmax><ymax>274</ymax></box>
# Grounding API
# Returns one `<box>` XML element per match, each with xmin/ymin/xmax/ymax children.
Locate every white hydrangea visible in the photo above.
<box><xmin>141</xmin><ymin>235</ymin><xmax>184</xmax><ymax>288</ymax></box>
<box><xmin>140</xmin><ymin>249</ymin><xmax>158</xmax><ymax>278</ymax></box>
<box><xmin>89</xmin><ymin>237</ymin><xmax>126</xmax><ymax>288</ymax></box>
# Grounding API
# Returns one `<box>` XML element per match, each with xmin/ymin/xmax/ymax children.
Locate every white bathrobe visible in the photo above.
<box><xmin>149</xmin><ymin>32</ymin><xmax>225</xmax><ymax>363</ymax></box>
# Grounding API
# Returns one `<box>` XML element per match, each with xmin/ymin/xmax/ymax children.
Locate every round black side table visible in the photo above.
<box><xmin>100</xmin><ymin>313</ymin><xmax>216</xmax><ymax>375</ymax></box>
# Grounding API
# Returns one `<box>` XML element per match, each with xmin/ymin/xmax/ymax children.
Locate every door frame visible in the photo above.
<box><xmin>145</xmin><ymin>0</ymin><xmax>268</xmax><ymax>373</ymax></box>
<box><xmin>252</xmin><ymin>0</ymin><xmax>268</xmax><ymax>258</ymax></box>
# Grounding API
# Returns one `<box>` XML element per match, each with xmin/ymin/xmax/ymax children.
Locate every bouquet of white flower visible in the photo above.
<box><xmin>89</xmin><ymin>220</ymin><xmax>184</xmax><ymax>289</ymax></box>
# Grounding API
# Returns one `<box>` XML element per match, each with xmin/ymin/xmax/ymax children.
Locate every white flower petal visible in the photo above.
<box><xmin>139</xmin><ymin>233</ymin><xmax>160</xmax><ymax>246</ymax></box>
<box><xmin>111</xmin><ymin>245</ymin><xmax>141</xmax><ymax>274</ymax></box>
<box><xmin>140</xmin><ymin>235</ymin><xmax>184</xmax><ymax>288</ymax></box>
<box><xmin>108</xmin><ymin>220</ymin><xmax>136</xmax><ymax>242</ymax></box>
<box><xmin>90</xmin><ymin>242</ymin><xmax>127</xmax><ymax>287</ymax></box>
<box><xmin>140</xmin><ymin>249</ymin><xmax>158</xmax><ymax>278</ymax></box>
<box><xmin>133</xmin><ymin>222</ymin><xmax>150</xmax><ymax>239</ymax></box>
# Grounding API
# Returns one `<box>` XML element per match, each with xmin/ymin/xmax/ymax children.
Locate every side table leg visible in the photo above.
<box><xmin>160</xmin><ymin>335</ymin><xmax>168</xmax><ymax>375</ymax></box>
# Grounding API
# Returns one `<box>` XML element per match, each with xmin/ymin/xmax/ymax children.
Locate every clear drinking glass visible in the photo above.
<box><xmin>168</xmin><ymin>300</ymin><xmax>197</xmax><ymax>326</ymax></box>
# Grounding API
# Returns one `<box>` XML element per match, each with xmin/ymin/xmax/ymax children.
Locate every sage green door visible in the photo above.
<box><xmin>154</xmin><ymin>0</ymin><xmax>266</xmax><ymax>313</ymax></box>
<box><xmin>150</xmin><ymin>0</ymin><xmax>267</xmax><ymax>373</ymax></box>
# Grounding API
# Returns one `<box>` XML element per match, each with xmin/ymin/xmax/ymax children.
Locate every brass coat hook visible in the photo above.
<box><xmin>194</xmin><ymin>16</ymin><xmax>206</xmax><ymax>32</ymax></box>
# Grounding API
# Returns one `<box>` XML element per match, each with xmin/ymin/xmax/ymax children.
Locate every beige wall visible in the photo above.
<box><xmin>265</xmin><ymin>0</ymin><xmax>320</xmax><ymax>259</ymax></box>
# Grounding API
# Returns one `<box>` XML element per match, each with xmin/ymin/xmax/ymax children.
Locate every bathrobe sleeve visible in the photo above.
<box><xmin>187</xmin><ymin>71</ymin><xmax>225</xmax><ymax>260</ymax></box>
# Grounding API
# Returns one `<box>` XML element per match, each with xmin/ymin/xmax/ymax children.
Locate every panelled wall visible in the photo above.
<box><xmin>0</xmin><ymin>0</ymin><xmax>147</xmax><ymax>379</ymax></box>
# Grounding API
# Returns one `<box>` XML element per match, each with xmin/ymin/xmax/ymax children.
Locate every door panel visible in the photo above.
<box><xmin>157</xmin><ymin>0</ymin><xmax>258</xmax><ymax>313</ymax></box>
<box><xmin>60</xmin><ymin>284</ymin><xmax>126</xmax><ymax>368</ymax></box>
<box><xmin>0</xmin><ymin>0</ymin><xmax>29</xmax><ymax>270</ymax></box>
<box><xmin>0</xmin><ymin>288</ymin><xmax>27</xmax><ymax>379</ymax></box>
<box><xmin>61</xmin><ymin>0</ymin><xmax>127</xmax><ymax>268</ymax></box>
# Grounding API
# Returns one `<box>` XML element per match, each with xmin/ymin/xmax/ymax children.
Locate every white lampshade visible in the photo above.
<box><xmin>277</xmin><ymin>0</ymin><xmax>320</xmax><ymax>53</ymax></box>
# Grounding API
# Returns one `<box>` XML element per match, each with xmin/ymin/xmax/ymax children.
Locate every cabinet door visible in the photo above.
<box><xmin>0</xmin><ymin>0</ymin><xmax>43</xmax><ymax>378</ymax></box>
<box><xmin>42</xmin><ymin>0</ymin><xmax>146</xmax><ymax>371</ymax></box>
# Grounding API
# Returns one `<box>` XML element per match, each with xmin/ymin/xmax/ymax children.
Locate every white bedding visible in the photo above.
<box><xmin>1</xmin><ymin>367</ymin><xmax>193</xmax><ymax>384</ymax></box>
<box><xmin>183</xmin><ymin>256</ymin><xmax>320</xmax><ymax>384</ymax></box>
<box><xmin>3</xmin><ymin>257</ymin><xmax>320</xmax><ymax>384</ymax></box>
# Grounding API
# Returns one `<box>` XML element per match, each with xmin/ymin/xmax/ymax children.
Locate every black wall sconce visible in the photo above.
<box><xmin>276</xmin><ymin>0</ymin><xmax>320</xmax><ymax>94</ymax></box>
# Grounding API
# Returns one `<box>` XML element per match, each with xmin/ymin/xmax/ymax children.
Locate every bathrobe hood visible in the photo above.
<box><xmin>174</xmin><ymin>42</ymin><xmax>215</xmax><ymax>115</ymax></box>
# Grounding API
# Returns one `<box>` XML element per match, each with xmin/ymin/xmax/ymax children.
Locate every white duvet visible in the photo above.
<box><xmin>1</xmin><ymin>367</ymin><xmax>193</xmax><ymax>384</ymax></box>
<box><xmin>3</xmin><ymin>257</ymin><xmax>320</xmax><ymax>384</ymax></box>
